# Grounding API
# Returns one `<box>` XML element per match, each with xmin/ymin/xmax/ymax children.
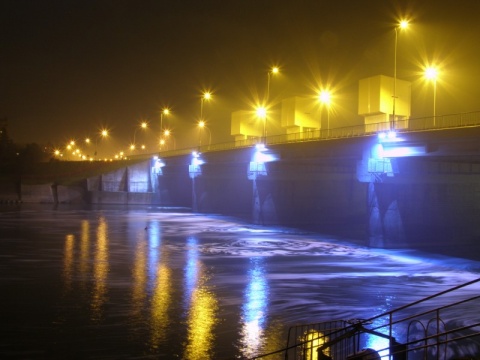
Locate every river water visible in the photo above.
<box><xmin>1</xmin><ymin>205</ymin><xmax>479</xmax><ymax>359</ymax></box>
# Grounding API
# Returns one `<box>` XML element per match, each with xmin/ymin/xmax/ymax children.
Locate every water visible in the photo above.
<box><xmin>1</xmin><ymin>205</ymin><xmax>479</xmax><ymax>359</ymax></box>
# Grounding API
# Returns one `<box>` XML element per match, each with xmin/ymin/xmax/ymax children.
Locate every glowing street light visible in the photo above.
<box><xmin>198</xmin><ymin>120</ymin><xmax>212</xmax><ymax>147</ymax></box>
<box><xmin>425</xmin><ymin>66</ymin><xmax>439</xmax><ymax>124</ymax></box>
<box><xmin>392</xmin><ymin>19</ymin><xmax>409</xmax><ymax>130</ymax></box>
<box><xmin>133</xmin><ymin>121</ymin><xmax>148</xmax><ymax>142</ymax></box>
<box><xmin>160</xmin><ymin>108</ymin><xmax>170</xmax><ymax>135</ymax></box>
<box><xmin>93</xmin><ymin>129</ymin><xmax>109</xmax><ymax>158</ymax></box>
<box><xmin>163</xmin><ymin>129</ymin><xmax>176</xmax><ymax>150</ymax></box>
<box><xmin>318</xmin><ymin>90</ymin><xmax>332</xmax><ymax>136</ymax></box>
<box><xmin>200</xmin><ymin>91</ymin><xmax>212</xmax><ymax>120</ymax></box>
<box><xmin>132</xmin><ymin>121</ymin><xmax>148</xmax><ymax>152</ymax></box>
<box><xmin>266</xmin><ymin>66</ymin><xmax>279</xmax><ymax>102</ymax></box>
<box><xmin>256</xmin><ymin>106</ymin><xmax>267</xmax><ymax>143</ymax></box>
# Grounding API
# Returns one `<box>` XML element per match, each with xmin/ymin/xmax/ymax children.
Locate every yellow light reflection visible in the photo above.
<box><xmin>91</xmin><ymin>216</ymin><xmax>109</xmax><ymax>321</ymax></box>
<box><xmin>304</xmin><ymin>330</ymin><xmax>330</xmax><ymax>360</ymax></box>
<box><xmin>183</xmin><ymin>284</ymin><xmax>218</xmax><ymax>360</ymax></box>
<box><xmin>63</xmin><ymin>234</ymin><xmax>75</xmax><ymax>292</ymax></box>
<box><xmin>131</xmin><ymin>235</ymin><xmax>147</xmax><ymax>320</ymax></box>
<box><xmin>150</xmin><ymin>264</ymin><xmax>172</xmax><ymax>349</ymax></box>
<box><xmin>80</xmin><ymin>220</ymin><xmax>90</xmax><ymax>289</ymax></box>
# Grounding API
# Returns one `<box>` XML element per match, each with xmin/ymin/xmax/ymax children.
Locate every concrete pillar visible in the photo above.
<box><xmin>368</xmin><ymin>182</ymin><xmax>384</xmax><ymax>247</ymax></box>
<box><xmin>368</xmin><ymin>182</ymin><xmax>406</xmax><ymax>248</ymax></box>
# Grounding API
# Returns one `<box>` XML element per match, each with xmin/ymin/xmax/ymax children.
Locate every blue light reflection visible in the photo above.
<box><xmin>240</xmin><ymin>256</ymin><xmax>269</xmax><ymax>358</ymax></box>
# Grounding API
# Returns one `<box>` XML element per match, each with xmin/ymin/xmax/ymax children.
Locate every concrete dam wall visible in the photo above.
<box><xmin>15</xmin><ymin>131</ymin><xmax>480</xmax><ymax>259</ymax></box>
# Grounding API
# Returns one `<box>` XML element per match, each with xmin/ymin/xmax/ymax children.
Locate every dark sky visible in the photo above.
<box><xmin>2</xmin><ymin>0</ymin><xmax>480</xmax><ymax>154</ymax></box>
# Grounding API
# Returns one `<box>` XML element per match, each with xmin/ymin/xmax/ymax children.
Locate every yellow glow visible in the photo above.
<box><xmin>164</xmin><ymin>129</ymin><xmax>171</xmax><ymax>136</ymax></box>
<box><xmin>184</xmin><ymin>285</ymin><xmax>218</xmax><ymax>360</ymax></box>
<box><xmin>54</xmin><ymin>149</ymin><xmax>60</xmax><ymax>156</ymax></box>
<box><xmin>304</xmin><ymin>330</ymin><xmax>329</xmax><ymax>360</ymax></box>
<box><xmin>198</xmin><ymin>120</ymin><xmax>206</xmax><ymax>128</ymax></box>
<box><xmin>399</xmin><ymin>20</ymin><xmax>409</xmax><ymax>29</ymax></box>
<box><xmin>425</xmin><ymin>66</ymin><xmax>438</xmax><ymax>80</ymax></box>
<box><xmin>63</xmin><ymin>234</ymin><xmax>75</xmax><ymax>291</ymax></box>
<box><xmin>101</xmin><ymin>129</ymin><xmax>108</xmax><ymax>138</ymax></box>
<box><xmin>91</xmin><ymin>217</ymin><xmax>109</xmax><ymax>322</ymax></box>
<box><xmin>318</xmin><ymin>90</ymin><xmax>331</xmax><ymax>105</ymax></box>
<box><xmin>140</xmin><ymin>121</ymin><xmax>148</xmax><ymax>129</ymax></box>
<box><xmin>131</xmin><ymin>237</ymin><xmax>147</xmax><ymax>322</ymax></box>
<box><xmin>160</xmin><ymin>139</ymin><xmax>165</xmax><ymax>145</ymax></box>
<box><xmin>271</xmin><ymin>66</ymin><xmax>279</xmax><ymax>74</ymax></box>
<box><xmin>203</xmin><ymin>91</ymin><xmax>212</xmax><ymax>101</ymax></box>
<box><xmin>151</xmin><ymin>265</ymin><xmax>172</xmax><ymax>348</ymax></box>
<box><xmin>85</xmin><ymin>138</ymin><xmax>91</xmax><ymax>144</ymax></box>
<box><xmin>80</xmin><ymin>220</ymin><xmax>90</xmax><ymax>288</ymax></box>
<box><xmin>162</xmin><ymin>108</ymin><xmax>170</xmax><ymax>116</ymax></box>
<box><xmin>70</xmin><ymin>140</ymin><xmax>75</xmax><ymax>146</ymax></box>
<box><xmin>130</xmin><ymin>144</ymin><xmax>135</xmax><ymax>150</ymax></box>
<box><xmin>256</xmin><ymin>106</ymin><xmax>267</xmax><ymax>118</ymax></box>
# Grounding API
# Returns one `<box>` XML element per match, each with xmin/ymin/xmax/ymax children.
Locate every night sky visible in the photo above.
<box><xmin>2</xmin><ymin>0</ymin><xmax>480</xmax><ymax>155</ymax></box>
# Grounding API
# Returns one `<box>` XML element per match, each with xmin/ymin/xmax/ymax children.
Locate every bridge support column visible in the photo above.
<box><xmin>368</xmin><ymin>182</ymin><xmax>406</xmax><ymax>248</ymax></box>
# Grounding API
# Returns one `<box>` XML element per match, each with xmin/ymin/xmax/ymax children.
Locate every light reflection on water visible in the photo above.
<box><xmin>240</xmin><ymin>256</ymin><xmax>269</xmax><ymax>358</ymax></box>
<box><xmin>91</xmin><ymin>216</ymin><xmax>109</xmax><ymax>322</ymax></box>
<box><xmin>1</xmin><ymin>206</ymin><xmax>480</xmax><ymax>359</ymax></box>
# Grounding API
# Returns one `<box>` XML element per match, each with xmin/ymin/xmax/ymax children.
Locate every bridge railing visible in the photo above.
<box><xmin>143</xmin><ymin>110</ymin><xmax>480</xmax><ymax>159</ymax></box>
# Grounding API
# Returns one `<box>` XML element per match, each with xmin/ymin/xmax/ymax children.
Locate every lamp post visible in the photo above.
<box><xmin>163</xmin><ymin>129</ymin><xmax>176</xmax><ymax>150</ymax></box>
<box><xmin>256</xmin><ymin>106</ymin><xmax>267</xmax><ymax>143</ymax></box>
<box><xmin>200</xmin><ymin>92</ymin><xmax>212</xmax><ymax>121</ymax></box>
<box><xmin>318</xmin><ymin>90</ymin><xmax>332</xmax><ymax>137</ymax></box>
<box><xmin>94</xmin><ymin>129</ymin><xmax>109</xmax><ymax>159</ymax></box>
<box><xmin>392</xmin><ymin>20</ymin><xmax>409</xmax><ymax>130</ymax></box>
<box><xmin>132</xmin><ymin>121</ymin><xmax>148</xmax><ymax>151</ymax></box>
<box><xmin>198</xmin><ymin>120</ymin><xmax>212</xmax><ymax>147</ymax></box>
<box><xmin>425</xmin><ymin>66</ymin><xmax>438</xmax><ymax>126</ymax></box>
<box><xmin>266</xmin><ymin>66</ymin><xmax>279</xmax><ymax>102</ymax></box>
<box><xmin>160</xmin><ymin>108</ymin><xmax>170</xmax><ymax>137</ymax></box>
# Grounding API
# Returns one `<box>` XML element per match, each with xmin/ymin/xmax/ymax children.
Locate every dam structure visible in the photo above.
<box><xmin>17</xmin><ymin>75</ymin><xmax>480</xmax><ymax>257</ymax></box>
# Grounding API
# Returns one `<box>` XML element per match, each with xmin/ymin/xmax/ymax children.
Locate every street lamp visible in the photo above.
<box><xmin>318</xmin><ymin>90</ymin><xmax>332</xmax><ymax>136</ymax></box>
<box><xmin>160</xmin><ymin>108</ymin><xmax>170</xmax><ymax>135</ymax></box>
<box><xmin>425</xmin><ymin>66</ymin><xmax>438</xmax><ymax>125</ymax></box>
<box><xmin>200</xmin><ymin>91</ymin><xmax>212</xmax><ymax>120</ymax></box>
<box><xmin>392</xmin><ymin>19</ymin><xmax>409</xmax><ymax>130</ymax></box>
<box><xmin>266</xmin><ymin>66</ymin><xmax>279</xmax><ymax>102</ymax></box>
<box><xmin>163</xmin><ymin>129</ymin><xmax>176</xmax><ymax>150</ymax></box>
<box><xmin>256</xmin><ymin>106</ymin><xmax>267</xmax><ymax>143</ymax></box>
<box><xmin>132</xmin><ymin>121</ymin><xmax>148</xmax><ymax>150</ymax></box>
<box><xmin>198</xmin><ymin>120</ymin><xmax>212</xmax><ymax>147</ymax></box>
<box><xmin>94</xmin><ymin>129</ymin><xmax>109</xmax><ymax>158</ymax></box>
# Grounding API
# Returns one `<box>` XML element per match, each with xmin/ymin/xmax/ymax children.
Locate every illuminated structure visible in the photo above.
<box><xmin>358</xmin><ymin>75</ymin><xmax>411</xmax><ymax>133</ymax></box>
<box><xmin>189</xmin><ymin>151</ymin><xmax>204</xmax><ymax>212</ymax></box>
<box><xmin>281</xmin><ymin>96</ymin><xmax>319</xmax><ymax>141</ymax></box>
<box><xmin>231</xmin><ymin>110</ymin><xmax>263</xmax><ymax>143</ymax></box>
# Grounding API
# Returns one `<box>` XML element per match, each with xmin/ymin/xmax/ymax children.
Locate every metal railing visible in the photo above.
<box><xmin>149</xmin><ymin>111</ymin><xmax>480</xmax><ymax>160</ymax></box>
<box><xmin>247</xmin><ymin>277</ymin><xmax>480</xmax><ymax>360</ymax></box>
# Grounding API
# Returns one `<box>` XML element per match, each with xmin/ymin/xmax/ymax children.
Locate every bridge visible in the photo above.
<box><xmin>19</xmin><ymin>110</ymin><xmax>480</xmax><ymax>259</ymax></box>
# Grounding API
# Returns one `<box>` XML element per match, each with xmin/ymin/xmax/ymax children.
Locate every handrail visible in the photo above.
<box><xmin>249</xmin><ymin>277</ymin><xmax>480</xmax><ymax>359</ymax></box>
